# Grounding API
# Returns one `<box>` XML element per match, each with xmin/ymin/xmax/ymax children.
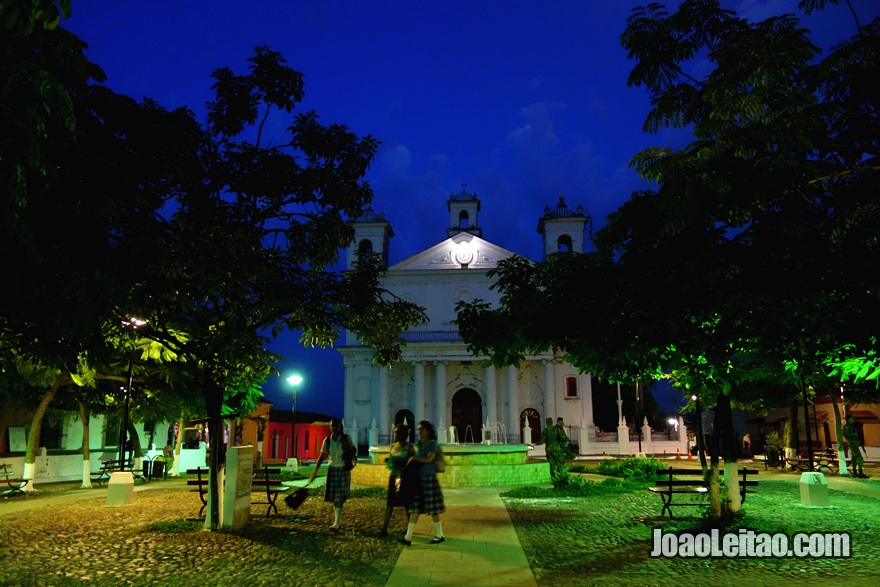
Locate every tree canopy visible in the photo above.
<box><xmin>456</xmin><ymin>0</ymin><xmax>879</xmax><ymax>513</ymax></box>
<box><xmin>1</xmin><ymin>3</ymin><xmax>425</xmax><ymax>526</ymax></box>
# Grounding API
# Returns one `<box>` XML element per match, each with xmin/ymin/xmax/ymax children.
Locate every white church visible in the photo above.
<box><xmin>338</xmin><ymin>188</ymin><xmax>605</xmax><ymax>448</ymax></box>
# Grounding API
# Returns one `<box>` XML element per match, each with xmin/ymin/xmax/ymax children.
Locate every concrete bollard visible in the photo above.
<box><xmin>799</xmin><ymin>472</ymin><xmax>829</xmax><ymax>507</ymax></box>
<box><xmin>106</xmin><ymin>471</ymin><xmax>134</xmax><ymax>506</ymax></box>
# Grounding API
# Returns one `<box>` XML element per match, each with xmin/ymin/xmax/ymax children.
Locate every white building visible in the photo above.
<box><xmin>338</xmin><ymin>188</ymin><xmax>601</xmax><ymax>448</ymax></box>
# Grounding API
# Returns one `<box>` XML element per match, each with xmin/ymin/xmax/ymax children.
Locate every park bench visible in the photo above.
<box><xmin>649</xmin><ymin>466</ymin><xmax>759</xmax><ymax>518</ymax></box>
<box><xmin>187</xmin><ymin>467</ymin><xmax>210</xmax><ymax>518</ymax></box>
<box><xmin>785</xmin><ymin>455</ymin><xmax>838</xmax><ymax>475</ymax></box>
<box><xmin>1</xmin><ymin>463</ymin><xmax>26</xmax><ymax>497</ymax></box>
<box><xmin>251</xmin><ymin>467</ymin><xmax>290</xmax><ymax>516</ymax></box>
<box><xmin>90</xmin><ymin>459</ymin><xmax>135</xmax><ymax>486</ymax></box>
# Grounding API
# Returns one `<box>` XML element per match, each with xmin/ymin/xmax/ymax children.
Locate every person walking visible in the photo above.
<box><xmin>556</xmin><ymin>417</ymin><xmax>575</xmax><ymax>460</ymax></box>
<box><xmin>539</xmin><ymin>417</ymin><xmax>564</xmax><ymax>479</ymax></box>
<box><xmin>742</xmin><ymin>432</ymin><xmax>752</xmax><ymax>458</ymax></box>
<box><xmin>309</xmin><ymin>418</ymin><xmax>355</xmax><ymax>531</ymax></box>
<box><xmin>401</xmin><ymin>420</ymin><xmax>445</xmax><ymax>546</ymax></box>
<box><xmin>379</xmin><ymin>423</ymin><xmax>413</xmax><ymax>536</ymax></box>
<box><xmin>843</xmin><ymin>416</ymin><xmax>867</xmax><ymax>478</ymax></box>
<box><xmin>540</xmin><ymin>417</ymin><xmax>573</xmax><ymax>479</ymax></box>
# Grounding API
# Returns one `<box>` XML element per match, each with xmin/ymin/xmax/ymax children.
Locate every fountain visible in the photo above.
<box><xmin>491</xmin><ymin>422</ymin><xmax>507</xmax><ymax>444</ymax></box>
<box><xmin>463</xmin><ymin>425</ymin><xmax>475</xmax><ymax>444</ymax></box>
<box><xmin>353</xmin><ymin>438</ymin><xmax>550</xmax><ymax>488</ymax></box>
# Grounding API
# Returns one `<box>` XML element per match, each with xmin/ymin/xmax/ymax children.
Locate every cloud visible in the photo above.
<box><xmin>378</xmin><ymin>144</ymin><xmax>412</xmax><ymax>177</ymax></box>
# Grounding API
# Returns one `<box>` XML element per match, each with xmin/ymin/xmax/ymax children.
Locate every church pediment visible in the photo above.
<box><xmin>389</xmin><ymin>232</ymin><xmax>523</xmax><ymax>271</ymax></box>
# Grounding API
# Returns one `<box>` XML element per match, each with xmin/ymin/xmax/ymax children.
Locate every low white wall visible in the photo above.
<box><xmin>1</xmin><ymin>444</ymin><xmax>208</xmax><ymax>484</ymax></box>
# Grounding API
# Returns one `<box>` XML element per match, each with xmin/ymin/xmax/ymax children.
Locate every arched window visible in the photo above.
<box><xmin>557</xmin><ymin>235</ymin><xmax>573</xmax><ymax>252</ymax></box>
<box><xmin>565</xmin><ymin>376</ymin><xmax>578</xmax><ymax>398</ymax></box>
<box><xmin>357</xmin><ymin>239</ymin><xmax>374</xmax><ymax>258</ymax></box>
<box><xmin>458</xmin><ymin>211</ymin><xmax>470</xmax><ymax>228</ymax></box>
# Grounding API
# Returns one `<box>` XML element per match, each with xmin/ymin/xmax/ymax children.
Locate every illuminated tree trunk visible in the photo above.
<box><xmin>785</xmin><ymin>401</ymin><xmax>799</xmax><ymax>459</ymax></box>
<box><xmin>830</xmin><ymin>396</ymin><xmax>849</xmax><ymax>476</ymax></box>
<box><xmin>173</xmin><ymin>415</ymin><xmax>185</xmax><ymax>477</ymax></box>
<box><xmin>78</xmin><ymin>399</ymin><xmax>92</xmax><ymax>488</ymax></box>
<box><xmin>708</xmin><ymin>392</ymin><xmax>741</xmax><ymax>517</ymax></box>
<box><xmin>22</xmin><ymin>382</ymin><xmax>60</xmax><ymax>492</ymax></box>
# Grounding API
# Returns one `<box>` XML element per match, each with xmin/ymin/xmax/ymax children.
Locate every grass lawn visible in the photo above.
<box><xmin>502</xmin><ymin>473</ymin><xmax>880</xmax><ymax>586</ymax></box>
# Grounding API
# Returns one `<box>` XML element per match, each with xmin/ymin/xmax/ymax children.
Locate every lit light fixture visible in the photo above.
<box><xmin>287</xmin><ymin>375</ymin><xmax>304</xmax><ymax>459</ymax></box>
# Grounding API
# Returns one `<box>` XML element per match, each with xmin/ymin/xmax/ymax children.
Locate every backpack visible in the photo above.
<box><xmin>342</xmin><ymin>435</ymin><xmax>358</xmax><ymax>471</ymax></box>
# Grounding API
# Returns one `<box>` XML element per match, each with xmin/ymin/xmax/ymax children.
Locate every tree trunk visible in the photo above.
<box><xmin>717</xmin><ymin>393</ymin><xmax>741</xmax><ymax>515</ymax></box>
<box><xmin>831</xmin><ymin>395</ymin><xmax>849</xmax><ymax>476</ymax></box>
<box><xmin>204</xmin><ymin>377</ymin><xmax>227</xmax><ymax>531</ymax></box>
<box><xmin>78</xmin><ymin>399</ymin><xmax>92</xmax><ymax>488</ymax></box>
<box><xmin>695</xmin><ymin>395</ymin><xmax>708</xmax><ymax>475</ymax></box>
<box><xmin>800</xmin><ymin>374</ymin><xmax>814</xmax><ymax>471</ymax></box>
<box><xmin>706</xmin><ymin>392</ymin><xmax>741</xmax><ymax>517</ymax></box>
<box><xmin>127</xmin><ymin>418</ymin><xmax>143</xmax><ymax>473</ymax></box>
<box><xmin>22</xmin><ymin>381</ymin><xmax>61</xmax><ymax>492</ymax></box>
<box><xmin>785</xmin><ymin>401</ymin><xmax>800</xmax><ymax>459</ymax></box>
<box><xmin>708</xmin><ymin>400</ymin><xmax>723</xmax><ymax>519</ymax></box>
<box><xmin>173</xmin><ymin>415</ymin><xmax>185</xmax><ymax>477</ymax></box>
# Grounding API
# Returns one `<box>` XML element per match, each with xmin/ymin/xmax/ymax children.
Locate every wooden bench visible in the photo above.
<box><xmin>1</xmin><ymin>463</ymin><xmax>26</xmax><ymax>497</ymax></box>
<box><xmin>649</xmin><ymin>466</ymin><xmax>759</xmax><ymax>518</ymax></box>
<box><xmin>187</xmin><ymin>467</ymin><xmax>210</xmax><ymax>518</ymax></box>
<box><xmin>251</xmin><ymin>467</ymin><xmax>290</xmax><ymax>516</ymax></box>
<box><xmin>90</xmin><ymin>459</ymin><xmax>133</xmax><ymax>486</ymax></box>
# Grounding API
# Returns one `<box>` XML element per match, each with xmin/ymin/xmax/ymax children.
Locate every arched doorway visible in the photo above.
<box><xmin>520</xmin><ymin>408</ymin><xmax>541</xmax><ymax>443</ymax></box>
<box><xmin>394</xmin><ymin>409</ymin><xmax>416</xmax><ymax>443</ymax></box>
<box><xmin>451</xmin><ymin>388</ymin><xmax>482</xmax><ymax>443</ymax></box>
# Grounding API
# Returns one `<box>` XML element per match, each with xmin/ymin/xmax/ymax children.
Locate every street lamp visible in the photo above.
<box><xmin>119</xmin><ymin>317</ymin><xmax>147</xmax><ymax>469</ymax></box>
<box><xmin>287</xmin><ymin>375</ymin><xmax>303</xmax><ymax>459</ymax></box>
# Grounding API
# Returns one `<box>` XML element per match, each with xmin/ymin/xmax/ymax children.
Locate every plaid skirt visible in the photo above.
<box><xmin>323</xmin><ymin>466</ymin><xmax>351</xmax><ymax>504</ymax></box>
<box><xmin>408</xmin><ymin>474</ymin><xmax>445</xmax><ymax>516</ymax></box>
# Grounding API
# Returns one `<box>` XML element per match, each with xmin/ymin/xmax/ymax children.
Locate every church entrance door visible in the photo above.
<box><xmin>394</xmin><ymin>409</ymin><xmax>416</xmax><ymax>443</ymax></box>
<box><xmin>520</xmin><ymin>408</ymin><xmax>541</xmax><ymax>443</ymax></box>
<box><xmin>451</xmin><ymin>388</ymin><xmax>482</xmax><ymax>443</ymax></box>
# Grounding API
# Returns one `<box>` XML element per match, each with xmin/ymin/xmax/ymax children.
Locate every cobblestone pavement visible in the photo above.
<box><xmin>0</xmin><ymin>479</ymin><xmax>407</xmax><ymax>586</ymax></box>
<box><xmin>505</xmin><ymin>464</ymin><xmax>880</xmax><ymax>587</ymax></box>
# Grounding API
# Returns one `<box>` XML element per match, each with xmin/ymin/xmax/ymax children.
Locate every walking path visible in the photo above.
<box><xmin>386</xmin><ymin>486</ymin><xmax>537</xmax><ymax>587</ymax></box>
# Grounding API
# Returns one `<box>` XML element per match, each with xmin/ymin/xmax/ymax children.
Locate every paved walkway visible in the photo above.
<box><xmin>386</xmin><ymin>486</ymin><xmax>537</xmax><ymax>587</ymax></box>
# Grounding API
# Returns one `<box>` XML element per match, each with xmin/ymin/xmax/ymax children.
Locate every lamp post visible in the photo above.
<box><xmin>119</xmin><ymin>317</ymin><xmax>147</xmax><ymax>469</ymax></box>
<box><xmin>287</xmin><ymin>375</ymin><xmax>303</xmax><ymax>459</ymax></box>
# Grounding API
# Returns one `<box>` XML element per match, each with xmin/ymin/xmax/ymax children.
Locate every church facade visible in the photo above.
<box><xmin>338</xmin><ymin>188</ymin><xmax>598</xmax><ymax>447</ymax></box>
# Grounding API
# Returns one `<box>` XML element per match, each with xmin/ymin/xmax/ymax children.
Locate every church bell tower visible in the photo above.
<box><xmin>447</xmin><ymin>184</ymin><xmax>482</xmax><ymax>238</ymax></box>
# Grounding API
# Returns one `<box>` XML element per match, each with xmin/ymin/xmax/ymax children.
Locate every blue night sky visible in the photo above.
<box><xmin>63</xmin><ymin>1</ymin><xmax>876</xmax><ymax>417</ymax></box>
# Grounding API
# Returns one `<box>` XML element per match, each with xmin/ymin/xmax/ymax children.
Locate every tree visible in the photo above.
<box><xmin>2</xmin><ymin>7</ymin><xmax>424</xmax><ymax>520</ymax></box>
<box><xmin>457</xmin><ymin>0</ymin><xmax>879</xmax><ymax>518</ymax></box>
<box><xmin>111</xmin><ymin>47</ymin><xmax>424</xmax><ymax>529</ymax></box>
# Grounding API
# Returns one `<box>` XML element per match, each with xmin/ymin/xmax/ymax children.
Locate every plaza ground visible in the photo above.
<box><xmin>1</xmin><ymin>458</ymin><xmax>878</xmax><ymax>586</ymax></box>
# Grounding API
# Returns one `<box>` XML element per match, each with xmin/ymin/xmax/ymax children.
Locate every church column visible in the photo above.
<box><xmin>543</xmin><ymin>359</ymin><xmax>556</xmax><ymax>419</ymax></box>
<box><xmin>485</xmin><ymin>364</ymin><xmax>497</xmax><ymax>427</ymax></box>
<box><xmin>578</xmin><ymin>372</ymin><xmax>596</xmax><ymax>454</ymax></box>
<box><xmin>581</xmin><ymin>373</ymin><xmax>595</xmax><ymax>426</ymax></box>
<box><xmin>435</xmin><ymin>361</ymin><xmax>447</xmax><ymax>436</ymax></box>
<box><xmin>343</xmin><ymin>363</ymin><xmax>354</xmax><ymax>423</ymax></box>
<box><xmin>507</xmin><ymin>365</ymin><xmax>519</xmax><ymax>443</ymax></box>
<box><xmin>378</xmin><ymin>366</ymin><xmax>390</xmax><ymax>444</ymax></box>
<box><xmin>414</xmin><ymin>361</ymin><xmax>426</xmax><ymax>425</ymax></box>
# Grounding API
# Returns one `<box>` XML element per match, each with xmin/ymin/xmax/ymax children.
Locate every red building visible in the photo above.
<box><xmin>264</xmin><ymin>410</ymin><xmax>333</xmax><ymax>465</ymax></box>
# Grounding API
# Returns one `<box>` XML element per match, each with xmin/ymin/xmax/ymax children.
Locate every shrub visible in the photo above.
<box><xmin>596</xmin><ymin>456</ymin><xmax>665</xmax><ymax>480</ymax></box>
